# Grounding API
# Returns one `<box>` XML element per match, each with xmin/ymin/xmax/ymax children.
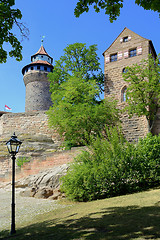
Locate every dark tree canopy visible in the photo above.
<box><xmin>0</xmin><ymin>0</ymin><xmax>29</xmax><ymax>63</ymax></box>
<box><xmin>74</xmin><ymin>0</ymin><xmax>160</xmax><ymax>22</ymax></box>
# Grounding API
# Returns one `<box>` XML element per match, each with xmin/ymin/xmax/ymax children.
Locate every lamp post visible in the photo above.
<box><xmin>6</xmin><ymin>133</ymin><xmax>22</xmax><ymax>235</ymax></box>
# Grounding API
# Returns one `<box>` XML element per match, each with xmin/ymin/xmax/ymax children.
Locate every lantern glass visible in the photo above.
<box><xmin>6</xmin><ymin>142</ymin><xmax>12</xmax><ymax>153</ymax></box>
<box><xmin>6</xmin><ymin>133</ymin><xmax>22</xmax><ymax>155</ymax></box>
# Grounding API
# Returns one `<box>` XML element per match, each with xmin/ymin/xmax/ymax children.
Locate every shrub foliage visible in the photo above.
<box><xmin>61</xmin><ymin>130</ymin><xmax>160</xmax><ymax>201</ymax></box>
<box><xmin>16</xmin><ymin>156</ymin><xmax>31</xmax><ymax>168</ymax></box>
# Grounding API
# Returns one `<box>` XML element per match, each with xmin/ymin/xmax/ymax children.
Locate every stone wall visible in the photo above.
<box><xmin>152</xmin><ymin>108</ymin><xmax>160</xmax><ymax>135</ymax></box>
<box><xmin>0</xmin><ymin>117</ymin><xmax>2</xmax><ymax>135</ymax></box>
<box><xmin>0</xmin><ymin>110</ymin><xmax>63</xmax><ymax>180</ymax></box>
<box><xmin>23</xmin><ymin>71</ymin><xmax>52</xmax><ymax>112</ymax></box>
<box><xmin>0</xmin><ymin>111</ymin><xmax>57</xmax><ymax>140</ymax></box>
<box><xmin>0</xmin><ymin>156</ymin><xmax>10</xmax><ymax>178</ymax></box>
<box><xmin>121</xmin><ymin>113</ymin><xmax>148</xmax><ymax>142</ymax></box>
<box><xmin>103</xmin><ymin>28</ymin><xmax>154</xmax><ymax>141</ymax></box>
<box><xmin>0</xmin><ymin>147</ymin><xmax>86</xmax><ymax>181</ymax></box>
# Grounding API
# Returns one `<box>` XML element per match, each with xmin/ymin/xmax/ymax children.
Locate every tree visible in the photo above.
<box><xmin>123</xmin><ymin>54</ymin><xmax>160</xmax><ymax>132</ymax></box>
<box><xmin>48</xmin><ymin>43</ymin><xmax>119</xmax><ymax>147</ymax></box>
<box><xmin>48</xmin><ymin>73</ymin><xmax>119</xmax><ymax>147</ymax></box>
<box><xmin>49</xmin><ymin>43</ymin><xmax>104</xmax><ymax>93</ymax></box>
<box><xmin>74</xmin><ymin>0</ymin><xmax>160</xmax><ymax>22</ymax></box>
<box><xmin>0</xmin><ymin>0</ymin><xmax>29</xmax><ymax>63</ymax></box>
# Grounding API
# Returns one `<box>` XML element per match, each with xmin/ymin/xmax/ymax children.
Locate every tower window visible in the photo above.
<box><xmin>129</xmin><ymin>48</ymin><xmax>137</xmax><ymax>57</ymax></box>
<box><xmin>122</xmin><ymin>68</ymin><xmax>128</xmax><ymax>73</ymax></box>
<box><xmin>123</xmin><ymin>37</ymin><xmax>128</xmax><ymax>42</ymax></box>
<box><xmin>41</xmin><ymin>55</ymin><xmax>43</xmax><ymax>58</ymax></box>
<box><xmin>110</xmin><ymin>53</ymin><xmax>117</xmax><ymax>62</ymax></box>
<box><xmin>121</xmin><ymin>86</ymin><xmax>127</xmax><ymax>102</ymax></box>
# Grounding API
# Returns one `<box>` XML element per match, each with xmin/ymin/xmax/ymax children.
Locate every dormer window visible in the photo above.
<box><xmin>110</xmin><ymin>53</ymin><xmax>117</xmax><ymax>62</ymax></box>
<box><xmin>123</xmin><ymin>37</ymin><xmax>128</xmax><ymax>42</ymax></box>
<box><xmin>120</xmin><ymin>36</ymin><xmax>131</xmax><ymax>43</ymax></box>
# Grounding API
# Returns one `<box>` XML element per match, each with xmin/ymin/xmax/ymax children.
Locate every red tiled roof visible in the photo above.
<box><xmin>36</xmin><ymin>46</ymin><xmax>48</xmax><ymax>55</ymax></box>
<box><xmin>22</xmin><ymin>60</ymin><xmax>53</xmax><ymax>75</ymax></box>
<box><xmin>30</xmin><ymin>60</ymin><xmax>53</xmax><ymax>66</ymax></box>
<box><xmin>33</xmin><ymin>46</ymin><xmax>52</xmax><ymax>59</ymax></box>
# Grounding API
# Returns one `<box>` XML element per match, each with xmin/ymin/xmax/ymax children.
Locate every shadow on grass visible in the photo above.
<box><xmin>1</xmin><ymin>203</ymin><xmax>160</xmax><ymax>240</ymax></box>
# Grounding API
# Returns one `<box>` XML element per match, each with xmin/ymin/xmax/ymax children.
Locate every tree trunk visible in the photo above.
<box><xmin>147</xmin><ymin>115</ymin><xmax>156</xmax><ymax>134</ymax></box>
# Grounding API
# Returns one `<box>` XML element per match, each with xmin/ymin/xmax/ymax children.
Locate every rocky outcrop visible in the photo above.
<box><xmin>0</xmin><ymin>131</ymin><xmax>61</xmax><ymax>179</ymax></box>
<box><xmin>16</xmin><ymin>164</ymin><xmax>69</xmax><ymax>200</ymax></box>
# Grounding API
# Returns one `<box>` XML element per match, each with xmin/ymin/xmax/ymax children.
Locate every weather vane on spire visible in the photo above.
<box><xmin>41</xmin><ymin>36</ymin><xmax>45</xmax><ymax>46</ymax></box>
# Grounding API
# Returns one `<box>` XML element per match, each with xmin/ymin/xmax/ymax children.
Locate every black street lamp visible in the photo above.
<box><xmin>6</xmin><ymin>133</ymin><xmax>22</xmax><ymax>235</ymax></box>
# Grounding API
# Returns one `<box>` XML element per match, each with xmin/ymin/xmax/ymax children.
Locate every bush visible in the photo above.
<box><xmin>136</xmin><ymin>133</ymin><xmax>160</xmax><ymax>186</ymax></box>
<box><xmin>61</xmin><ymin>127</ymin><xmax>136</xmax><ymax>201</ymax></box>
<box><xmin>61</xmin><ymin>130</ymin><xmax>160</xmax><ymax>202</ymax></box>
<box><xmin>16</xmin><ymin>156</ymin><xmax>31</xmax><ymax>168</ymax></box>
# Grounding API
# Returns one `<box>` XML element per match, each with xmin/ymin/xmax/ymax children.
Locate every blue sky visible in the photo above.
<box><xmin>0</xmin><ymin>0</ymin><xmax>160</xmax><ymax>113</ymax></box>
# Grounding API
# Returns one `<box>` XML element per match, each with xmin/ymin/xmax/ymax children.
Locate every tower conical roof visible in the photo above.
<box><xmin>31</xmin><ymin>45</ymin><xmax>53</xmax><ymax>61</ymax></box>
<box><xmin>22</xmin><ymin>44</ymin><xmax>53</xmax><ymax>75</ymax></box>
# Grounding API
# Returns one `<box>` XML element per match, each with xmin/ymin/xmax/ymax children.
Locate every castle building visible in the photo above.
<box><xmin>1</xmin><ymin>28</ymin><xmax>160</xmax><ymax>178</ymax></box>
<box><xmin>103</xmin><ymin>27</ymin><xmax>158</xmax><ymax>141</ymax></box>
<box><xmin>22</xmin><ymin>44</ymin><xmax>53</xmax><ymax>112</ymax></box>
<box><xmin>0</xmin><ymin>28</ymin><xmax>159</xmax><ymax>142</ymax></box>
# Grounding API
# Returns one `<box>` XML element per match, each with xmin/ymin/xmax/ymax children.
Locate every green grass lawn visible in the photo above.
<box><xmin>1</xmin><ymin>187</ymin><xmax>160</xmax><ymax>240</ymax></box>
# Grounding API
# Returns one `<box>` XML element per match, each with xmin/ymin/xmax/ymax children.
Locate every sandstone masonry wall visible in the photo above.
<box><xmin>152</xmin><ymin>108</ymin><xmax>160</xmax><ymax>135</ymax></box>
<box><xmin>0</xmin><ymin>111</ymin><xmax>56</xmax><ymax>140</ymax></box>
<box><xmin>0</xmin><ymin>117</ymin><xmax>2</xmax><ymax>135</ymax></box>
<box><xmin>0</xmin><ymin>110</ymin><xmax>61</xmax><ymax>179</ymax></box>
<box><xmin>0</xmin><ymin>147</ymin><xmax>85</xmax><ymax>181</ymax></box>
<box><xmin>0</xmin><ymin>156</ymin><xmax>10</xmax><ymax>178</ymax></box>
<box><xmin>23</xmin><ymin>71</ymin><xmax>52</xmax><ymax>112</ymax></box>
<box><xmin>103</xmin><ymin>28</ymin><xmax>153</xmax><ymax>141</ymax></box>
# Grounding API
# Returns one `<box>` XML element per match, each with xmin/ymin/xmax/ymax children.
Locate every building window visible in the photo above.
<box><xmin>110</xmin><ymin>53</ymin><xmax>117</xmax><ymax>62</ymax></box>
<box><xmin>121</xmin><ymin>86</ymin><xmax>127</xmax><ymax>102</ymax></box>
<box><xmin>44</xmin><ymin>66</ymin><xmax>47</xmax><ymax>71</ymax></box>
<box><xmin>123</xmin><ymin>37</ymin><xmax>128</xmax><ymax>42</ymax></box>
<box><xmin>122</xmin><ymin>67</ymin><xmax>128</xmax><ymax>73</ymax></box>
<box><xmin>129</xmin><ymin>48</ymin><xmax>137</xmax><ymax>57</ymax></box>
<box><xmin>31</xmin><ymin>67</ymin><xmax>34</xmax><ymax>70</ymax></box>
<box><xmin>37</xmin><ymin>66</ymin><xmax>40</xmax><ymax>70</ymax></box>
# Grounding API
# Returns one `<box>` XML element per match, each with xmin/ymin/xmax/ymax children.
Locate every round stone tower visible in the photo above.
<box><xmin>22</xmin><ymin>43</ymin><xmax>53</xmax><ymax>112</ymax></box>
